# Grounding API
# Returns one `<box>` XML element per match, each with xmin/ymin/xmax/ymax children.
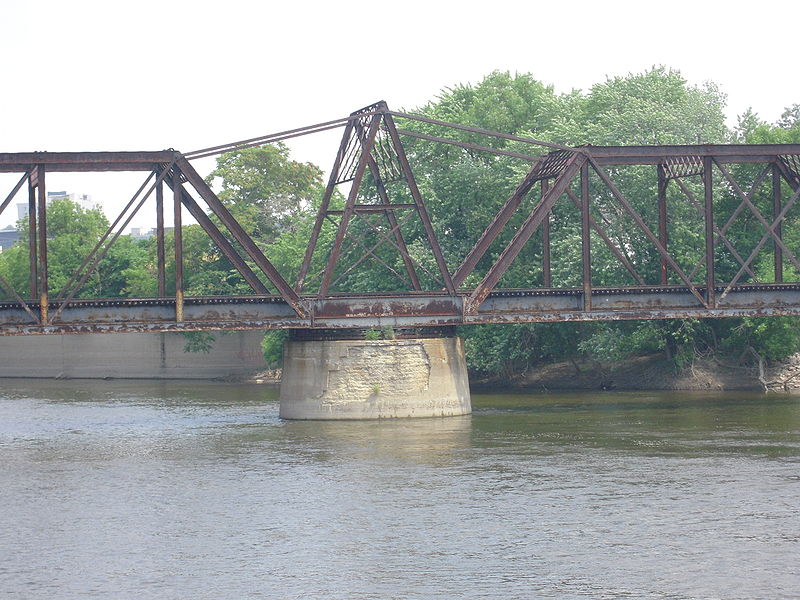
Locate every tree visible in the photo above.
<box><xmin>0</xmin><ymin>197</ymin><xmax>150</xmax><ymax>300</ymax></box>
<box><xmin>207</xmin><ymin>143</ymin><xmax>325</xmax><ymax>242</ymax></box>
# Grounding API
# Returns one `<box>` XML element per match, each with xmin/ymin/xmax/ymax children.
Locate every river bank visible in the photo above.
<box><xmin>253</xmin><ymin>353</ymin><xmax>800</xmax><ymax>393</ymax></box>
<box><xmin>470</xmin><ymin>353</ymin><xmax>800</xmax><ymax>393</ymax></box>
<box><xmin>4</xmin><ymin>330</ymin><xmax>799</xmax><ymax>393</ymax></box>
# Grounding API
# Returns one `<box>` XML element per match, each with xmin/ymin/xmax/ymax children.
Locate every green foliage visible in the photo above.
<box><xmin>363</xmin><ymin>327</ymin><xmax>397</xmax><ymax>341</ymax></box>
<box><xmin>207</xmin><ymin>144</ymin><xmax>324</xmax><ymax>242</ymax></box>
<box><xmin>721</xmin><ymin>317</ymin><xmax>800</xmax><ymax>361</ymax></box>
<box><xmin>261</xmin><ymin>330</ymin><xmax>288</xmax><ymax>366</ymax></box>
<box><xmin>461</xmin><ymin>323</ymin><xmax>586</xmax><ymax>377</ymax></box>
<box><xmin>575</xmin><ymin>67</ymin><xmax>728</xmax><ymax>145</ymax></box>
<box><xmin>0</xmin><ymin>197</ymin><xmax>153</xmax><ymax>300</ymax></box>
<box><xmin>182</xmin><ymin>331</ymin><xmax>216</xmax><ymax>353</ymax></box>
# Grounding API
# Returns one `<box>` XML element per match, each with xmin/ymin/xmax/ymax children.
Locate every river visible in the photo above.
<box><xmin>1</xmin><ymin>379</ymin><xmax>798</xmax><ymax>599</ymax></box>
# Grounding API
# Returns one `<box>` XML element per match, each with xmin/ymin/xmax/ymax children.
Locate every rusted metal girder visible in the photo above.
<box><xmin>0</xmin><ymin>151</ymin><xmax>177</xmax><ymax>172</ymax></box>
<box><xmin>585</xmin><ymin>144</ymin><xmax>800</xmax><ymax>164</ymax></box>
<box><xmin>174</xmin><ymin>157</ymin><xmax>306</xmax><ymax>317</ymax></box>
<box><xmin>1</xmin><ymin>285</ymin><xmax>800</xmax><ymax>335</ymax></box>
<box><xmin>465</xmin><ymin>152</ymin><xmax>587</xmax><ymax>313</ymax></box>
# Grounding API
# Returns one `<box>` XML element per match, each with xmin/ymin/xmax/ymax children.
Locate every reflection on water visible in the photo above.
<box><xmin>1</xmin><ymin>380</ymin><xmax>798</xmax><ymax>599</ymax></box>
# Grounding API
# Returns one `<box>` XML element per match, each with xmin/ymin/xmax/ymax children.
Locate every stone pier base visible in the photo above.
<box><xmin>279</xmin><ymin>333</ymin><xmax>471</xmax><ymax>419</ymax></box>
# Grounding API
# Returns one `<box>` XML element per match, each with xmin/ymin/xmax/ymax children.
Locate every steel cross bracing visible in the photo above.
<box><xmin>2</xmin><ymin>101</ymin><xmax>800</xmax><ymax>335</ymax></box>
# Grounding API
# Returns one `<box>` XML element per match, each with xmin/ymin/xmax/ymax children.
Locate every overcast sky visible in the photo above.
<box><xmin>2</xmin><ymin>0</ymin><xmax>798</xmax><ymax>229</ymax></box>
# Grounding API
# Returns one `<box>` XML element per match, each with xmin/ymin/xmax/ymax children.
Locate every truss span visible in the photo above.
<box><xmin>1</xmin><ymin>102</ymin><xmax>800</xmax><ymax>335</ymax></box>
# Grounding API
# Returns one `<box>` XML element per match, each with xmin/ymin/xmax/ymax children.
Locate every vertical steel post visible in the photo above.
<box><xmin>657</xmin><ymin>164</ymin><xmax>668</xmax><ymax>285</ymax></box>
<box><xmin>27</xmin><ymin>176</ymin><xmax>37</xmax><ymax>302</ymax></box>
<box><xmin>156</xmin><ymin>175</ymin><xmax>166</xmax><ymax>296</ymax></box>
<box><xmin>173</xmin><ymin>168</ymin><xmax>184</xmax><ymax>322</ymax></box>
<box><xmin>581</xmin><ymin>163</ymin><xmax>591</xmax><ymax>311</ymax></box>
<box><xmin>703</xmin><ymin>157</ymin><xmax>715</xmax><ymax>307</ymax></box>
<box><xmin>773</xmin><ymin>162</ymin><xmax>783</xmax><ymax>283</ymax></box>
<box><xmin>36</xmin><ymin>165</ymin><xmax>48</xmax><ymax>323</ymax></box>
<box><xmin>541</xmin><ymin>178</ymin><xmax>551</xmax><ymax>288</ymax></box>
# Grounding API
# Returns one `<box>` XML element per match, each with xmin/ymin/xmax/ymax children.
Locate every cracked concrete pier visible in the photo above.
<box><xmin>279</xmin><ymin>330</ymin><xmax>471</xmax><ymax>419</ymax></box>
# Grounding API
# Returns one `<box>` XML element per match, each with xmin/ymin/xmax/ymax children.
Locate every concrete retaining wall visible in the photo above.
<box><xmin>0</xmin><ymin>331</ymin><xmax>267</xmax><ymax>379</ymax></box>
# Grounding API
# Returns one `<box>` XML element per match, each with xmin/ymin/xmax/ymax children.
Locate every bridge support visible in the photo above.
<box><xmin>279</xmin><ymin>328</ymin><xmax>471</xmax><ymax>419</ymax></box>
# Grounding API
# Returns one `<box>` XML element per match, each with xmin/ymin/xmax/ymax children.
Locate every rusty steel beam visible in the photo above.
<box><xmin>589</xmin><ymin>159</ymin><xmax>708</xmax><ymax>307</ymax></box>
<box><xmin>393</xmin><ymin>128</ymin><xmax>543</xmax><ymax>161</ymax></box>
<box><xmin>388</xmin><ymin>110</ymin><xmax>575</xmax><ymax>152</ymax></box>
<box><xmin>2</xmin><ymin>112</ymin><xmax>800</xmax><ymax>337</ymax></box>
<box><xmin>329</xmin><ymin>217</ymin><xmax>413</xmax><ymax>290</ymax></box>
<box><xmin>773</xmin><ymin>163</ymin><xmax>783</xmax><ymax>283</ymax></box>
<box><xmin>376</xmin><ymin>192</ymin><xmax>421</xmax><ymax>291</ymax></box>
<box><xmin>0</xmin><ymin>272</ymin><xmax>38</xmax><ymax>323</ymax></box>
<box><xmin>720</xmin><ymin>180</ymin><xmax>800</xmax><ymax>300</ymax></box>
<box><xmin>185</xmin><ymin>116</ymin><xmax>353</xmax><ymax>160</ymax></box>
<box><xmin>173</xmin><ymin>168</ymin><xmax>184</xmax><ymax>323</ymax></box>
<box><xmin>704</xmin><ymin>157</ymin><xmax>715</xmax><ymax>308</ymax></box>
<box><xmin>48</xmin><ymin>167</ymin><xmax>176</xmax><ymax>325</ymax></box>
<box><xmin>327</xmin><ymin>204</ymin><xmax>417</xmax><ymax>214</ymax></box>
<box><xmin>0</xmin><ymin>151</ymin><xmax>176</xmax><ymax>172</ymax></box>
<box><xmin>27</xmin><ymin>177</ymin><xmax>37</xmax><ymax>303</ymax></box>
<box><xmin>714</xmin><ymin>160</ymin><xmax>800</xmax><ymax>272</ymax></box>
<box><xmin>354</xmin><ymin>115</ymin><xmax>422</xmax><ymax>291</ymax></box>
<box><xmin>175</xmin><ymin>157</ymin><xmax>306</xmax><ymax>317</ymax></box>
<box><xmin>55</xmin><ymin>171</ymin><xmax>156</xmax><ymax>301</ymax></box>
<box><xmin>657</xmin><ymin>164</ymin><xmax>668</xmax><ymax>285</ymax></box>
<box><xmin>672</xmin><ymin>175</ymin><xmax>758</xmax><ymax>282</ymax></box>
<box><xmin>466</xmin><ymin>153</ymin><xmax>587</xmax><ymax>313</ymax></box>
<box><xmin>452</xmin><ymin>158</ymin><xmax>545</xmax><ymax>287</ymax></box>
<box><xmin>581</xmin><ymin>162</ymin><xmax>591</xmax><ymax>311</ymax></box>
<box><xmin>36</xmin><ymin>165</ymin><xmax>48</xmax><ymax>323</ymax></box>
<box><xmin>329</xmin><ymin>212</ymin><xmax>418</xmax><ymax>290</ymax></box>
<box><xmin>156</xmin><ymin>178</ymin><xmax>166</xmax><ymax>296</ymax></box>
<box><xmin>587</xmin><ymin>145</ymin><xmax>800</xmax><ymax>165</ymax></box>
<box><xmin>3</xmin><ymin>285</ymin><xmax>800</xmax><ymax>335</ymax></box>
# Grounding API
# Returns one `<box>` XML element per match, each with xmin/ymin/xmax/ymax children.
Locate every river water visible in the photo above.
<box><xmin>1</xmin><ymin>379</ymin><xmax>798</xmax><ymax>599</ymax></box>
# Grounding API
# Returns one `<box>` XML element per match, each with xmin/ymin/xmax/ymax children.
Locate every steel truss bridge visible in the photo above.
<box><xmin>2</xmin><ymin>101</ymin><xmax>800</xmax><ymax>335</ymax></box>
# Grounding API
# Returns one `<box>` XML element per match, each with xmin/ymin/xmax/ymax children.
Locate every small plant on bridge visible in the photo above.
<box><xmin>364</xmin><ymin>326</ymin><xmax>396</xmax><ymax>341</ymax></box>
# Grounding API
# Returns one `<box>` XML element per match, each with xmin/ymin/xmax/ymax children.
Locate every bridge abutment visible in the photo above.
<box><xmin>278</xmin><ymin>328</ymin><xmax>471</xmax><ymax>419</ymax></box>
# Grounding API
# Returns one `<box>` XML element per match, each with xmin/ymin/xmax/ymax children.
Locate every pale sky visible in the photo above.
<box><xmin>1</xmin><ymin>0</ymin><xmax>798</xmax><ymax>230</ymax></box>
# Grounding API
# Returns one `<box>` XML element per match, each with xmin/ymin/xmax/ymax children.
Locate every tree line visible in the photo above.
<box><xmin>2</xmin><ymin>67</ymin><xmax>799</xmax><ymax>376</ymax></box>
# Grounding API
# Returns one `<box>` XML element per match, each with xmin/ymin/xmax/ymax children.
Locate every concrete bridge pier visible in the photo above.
<box><xmin>279</xmin><ymin>327</ymin><xmax>471</xmax><ymax>419</ymax></box>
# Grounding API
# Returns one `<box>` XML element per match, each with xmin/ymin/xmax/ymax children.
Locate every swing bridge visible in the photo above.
<box><xmin>2</xmin><ymin>101</ymin><xmax>800</xmax><ymax>336</ymax></box>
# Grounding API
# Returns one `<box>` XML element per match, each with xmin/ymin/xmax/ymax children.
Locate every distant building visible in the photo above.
<box><xmin>0</xmin><ymin>225</ymin><xmax>19</xmax><ymax>252</ymax></box>
<box><xmin>16</xmin><ymin>191</ymin><xmax>95</xmax><ymax>220</ymax></box>
<box><xmin>129</xmin><ymin>227</ymin><xmax>154</xmax><ymax>240</ymax></box>
<box><xmin>48</xmin><ymin>191</ymin><xmax>94</xmax><ymax>209</ymax></box>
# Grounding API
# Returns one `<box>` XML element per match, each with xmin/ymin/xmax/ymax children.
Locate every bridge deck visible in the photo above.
<box><xmin>1</xmin><ymin>284</ymin><xmax>799</xmax><ymax>335</ymax></box>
